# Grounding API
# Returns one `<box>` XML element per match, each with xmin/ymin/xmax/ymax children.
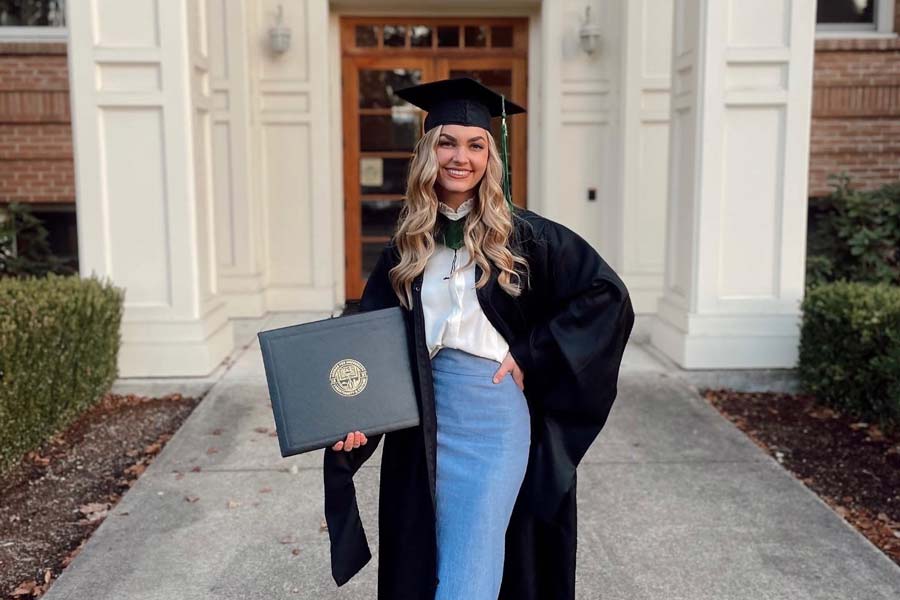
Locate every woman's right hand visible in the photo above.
<box><xmin>331</xmin><ymin>430</ymin><xmax>367</xmax><ymax>452</ymax></box>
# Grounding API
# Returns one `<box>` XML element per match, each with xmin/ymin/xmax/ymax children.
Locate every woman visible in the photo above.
<box><xmin>323</xmin><ymin>77</ymin><xmax>635</xmax><ymax>600</ymax></box>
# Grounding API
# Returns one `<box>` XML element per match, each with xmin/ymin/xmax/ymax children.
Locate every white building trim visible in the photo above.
<box><xmin>0</xmin><ymin>26</ymin><xmax>68</xmax><ymax>42</ymax></box>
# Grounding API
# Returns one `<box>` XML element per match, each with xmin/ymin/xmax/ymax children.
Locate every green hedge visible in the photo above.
<box><xmin>806</xmin><ymin>174</ymin><xmax>900</xmax><ymax>289</ymax></box>
<box><xmin>0</xmin><ymin>273</ymin><xmax>124</xmax><ymax>474</ymax></box>
<box><xmin>798</xmin><ymin>281</ymin><xmax>900</xmax><ymax>431</ymax></box>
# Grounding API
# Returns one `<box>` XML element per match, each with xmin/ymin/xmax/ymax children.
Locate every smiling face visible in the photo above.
<box><xmin>434</xmin><ymin>124</ymin><xmax>489</xmax><ymax>204</ymax></box>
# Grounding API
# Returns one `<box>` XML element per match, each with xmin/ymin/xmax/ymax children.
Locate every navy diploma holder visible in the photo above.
<box><xmin>257</xmin><ymin>306</ymin><xmax>420</xmax><ymax>457</ymax></box>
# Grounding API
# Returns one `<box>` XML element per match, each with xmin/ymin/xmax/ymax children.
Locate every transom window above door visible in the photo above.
<box><xmin>351</xmin><ymin>23</ymin><xmax>520</xmax><ymax>50</ymax></box>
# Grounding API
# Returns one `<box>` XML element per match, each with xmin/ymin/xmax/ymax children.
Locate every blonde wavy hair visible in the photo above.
<box><xmin>388</xmin><ymin>125</ymin><xmax>531</xmax><ymax>310</ymax></box>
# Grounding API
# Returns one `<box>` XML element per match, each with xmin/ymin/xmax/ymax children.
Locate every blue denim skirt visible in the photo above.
<box><xmin>430</xmin><ymin>347</ymin><xmax>531</xmax><ymax>600</ymax></box>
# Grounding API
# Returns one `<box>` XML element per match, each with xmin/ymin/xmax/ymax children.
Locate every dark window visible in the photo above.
<box><xmin>491</xmin><ymin>25</ymin><xmax>514</xmax><ymax>48</ymax></box>
<box><xmin>27</xmin><ymin>205</ymin><xmax>79</xmax><ymax>269</ymax></box>
<box><xmin>437</xmin><ymin>26</ymin><xmax>460</xmax><ymax>48</ymax></box>
<box><xmin>0</xmin><ymin>0</ymin><xmax>66</xmax><ymax>27</ymax></box>
<box><xmin>383</xmin><ymin>25</ymin><xmax>406</xmax><ymax>48</ymax></box>
<box><xmin>816</xmin><ymin>0</ymin><xmax>876</xmax><ymax>25</ymax></box>
<box><xmin>464</xmin><ymin>25</ymin><xmax>487</xmax><ymax>48</ymax></box>
<box><xmin>355</xmin><ymin>25</ymin><xmax>377</xmax><ymax>48</ymax></box>
<box><xmin>1</xmin><ymin>203</ymin><xmax>78</xmax><ymax>276</ymax></box>
<box><xmin>410</xmin><ymin>25</ymin><xmax>432</xmax><ymax>48</ymax></box>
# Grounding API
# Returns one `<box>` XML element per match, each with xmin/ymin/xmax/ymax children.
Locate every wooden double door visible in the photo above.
<box><xmin>341</xmin><ymin>18</ymin><xmax>528</xmax><ymax>299</ymax></box>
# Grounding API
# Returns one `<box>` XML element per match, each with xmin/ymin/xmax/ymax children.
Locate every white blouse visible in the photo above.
<box><xmin>421</xmin><ymin>197</ymin><xmax>510</xmax><ymax>364</ymax></box>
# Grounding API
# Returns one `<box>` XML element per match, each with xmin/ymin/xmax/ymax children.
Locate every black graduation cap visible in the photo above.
<box><xmin>394</xmin><ymin>77</ymin><xmax>527</xmax><ymax>213</ymax></box>
<box><xmin>394</xmin><ymin>76</ymin><xmax>526</xmax><ymax>132</ymax></box>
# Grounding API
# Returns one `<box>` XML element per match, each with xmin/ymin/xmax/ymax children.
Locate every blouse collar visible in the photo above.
<box><xmin>437</xmin><ymin>196</ymin><xmax>475</xmax><ymax>221</ymax></box>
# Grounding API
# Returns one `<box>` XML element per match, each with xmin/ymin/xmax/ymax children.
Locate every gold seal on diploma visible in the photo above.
<box><xmin>329</xmin><ymin>358</ymin><xmax>368</xmax><ymax>397</ymax></box>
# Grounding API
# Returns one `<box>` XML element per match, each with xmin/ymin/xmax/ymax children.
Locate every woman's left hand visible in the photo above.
<box><xmin>493</xmin><ymin>351</ymin><xmax>525</xmax><ymax>391</ymax></box>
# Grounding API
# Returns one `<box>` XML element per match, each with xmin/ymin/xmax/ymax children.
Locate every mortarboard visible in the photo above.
<box><xmin>395</xmin><ymin>77</ymin><xmax>526</xmax><ymax>249</ymax></box>
<box><xmin>394</xmin><ymin>77</ymin><xmax>526</xmax><ymax>133</ymax></box>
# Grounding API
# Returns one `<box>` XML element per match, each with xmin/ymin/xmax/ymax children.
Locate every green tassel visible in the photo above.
<box><xmin>500</xmin><ymin>96</ymin><xmax>514</xmax><ymax>213</ymax></box>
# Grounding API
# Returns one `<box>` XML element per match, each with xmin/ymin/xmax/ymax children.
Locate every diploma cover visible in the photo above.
<box><xmin>258</xmin><ymin>306</ymin><xmax>420</xmax><ymax>457</ymax></box>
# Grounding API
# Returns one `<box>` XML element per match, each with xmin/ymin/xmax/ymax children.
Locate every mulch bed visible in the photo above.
<box><xmin>703</xmin><ymin>388</ymin><xmax>900</xmax><ymax>567</ymax></box>
<box><xmin>0</xmin><ymin>392</ymin><xmax>201</xmax><ymax>599</ymax></box>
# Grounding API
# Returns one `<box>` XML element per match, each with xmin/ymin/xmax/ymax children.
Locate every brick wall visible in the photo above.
<box><xmin>810</xmin><ymin>3</ymin><xmax>900</xmax><ymax>197</ymax></box>
<box><xmin>0</xmin><ymin>42</ymin><xmax>74</xmax><ymax>204</ymax></box>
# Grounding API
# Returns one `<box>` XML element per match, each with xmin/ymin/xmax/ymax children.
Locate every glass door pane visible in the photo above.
<box><xmin>355</xmin><ymin>67</ymin><xmax>424</xmax><ymax>284</ymax></box>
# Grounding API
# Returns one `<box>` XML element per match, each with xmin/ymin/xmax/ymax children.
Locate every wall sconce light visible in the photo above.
<box><xmin>269</xmin><ymin>4</ymin><xmax>291</xmax><ymax>54</ymax></box>
<box><xmin>579</xmin><ymin>5</ymin><xmax>602</xmax><ymax>55</ymax></box>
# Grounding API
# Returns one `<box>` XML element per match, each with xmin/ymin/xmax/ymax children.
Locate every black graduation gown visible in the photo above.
<box><xmin>323</xmin><ymin>206</ymin><xmax>635</xmax><ymax>599</ymax></box>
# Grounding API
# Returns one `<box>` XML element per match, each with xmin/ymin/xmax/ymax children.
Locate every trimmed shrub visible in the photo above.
<box><xmin>806</xmin><ymin>174</ymin><xmax>900</xmax><ymax>289</ymax></box>
<box><xmin>0</xmin><ymin>273</ymin><xmax>124</xmax><ymax>474</ymax></box>
<box><xmin>798</xmin><ymin>281</ymin><xmax>900</xmax><ymax>432</ymax></box>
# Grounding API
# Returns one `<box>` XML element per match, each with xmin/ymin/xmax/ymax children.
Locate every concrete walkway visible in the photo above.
<box><xmin>42</xmin><ymin>313</ymin><xmax>900</xmax><ymax>599</ymax></box>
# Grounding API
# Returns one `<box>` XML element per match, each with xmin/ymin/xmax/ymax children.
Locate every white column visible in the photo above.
<box><xmin>651</xmin><ymin>0</ymin><xmax>815</xmax><ymax>369</ymax></box>
<box><xmin>68</xmin><ymin>0</ymin><xmax>233</xmax><ymax>377</ymax></box>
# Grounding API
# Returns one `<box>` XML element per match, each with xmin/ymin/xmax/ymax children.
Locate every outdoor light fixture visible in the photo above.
<box><xmin>269</xmin><ymin>4</ymin><xmax>291</xmax><ymax>55</ymax></box>
<box><xmin>579</xmin><ymin>5</ymin><xmax>602</xmax><ymax>55</ymax></box>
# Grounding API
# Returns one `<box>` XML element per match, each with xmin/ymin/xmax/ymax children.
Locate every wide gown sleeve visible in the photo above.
<box><xmin>322</xmin><ymin>244</ymin><xmax>399</xmax><ymax>586</ymax></box>
<box><xmin>507</xmin><ymin>220</ymin><xmax>635</xmax><ymax>520</ymax></box>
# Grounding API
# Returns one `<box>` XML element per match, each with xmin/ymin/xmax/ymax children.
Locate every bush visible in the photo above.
<box><xmin>798</xmin><ymin>281</ymin><xmax>900</xmax><ymax>432</ymax></box>
<box><xmin>0</xmin><ymin>273</ymin><xmax>124</xmax><ymax>475</ymax></box>
<box><xmin>806</xmin><ymin>174</ymin><xmax>900</xmax><ymax>289</ymax></box>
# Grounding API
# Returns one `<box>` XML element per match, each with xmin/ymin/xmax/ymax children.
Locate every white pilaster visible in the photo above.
<box><xmin>536</xmin><ymin>0</ymin><xmax>562</xmax><ymax>220</ymax></box>
<box><xmin>618</xmin><ymin>0</ymin><xmax>674</xmax><ymax>327</ymax></box>
<box><xmin>68</xmin><ymin>0</ymin><xmax>233</xmax><ymax>377</ymax></box>
<box><xmin>652</xmin><ymin>0</ymin><xmax>815</xmax><ymax>368</ymax></box>
<box><xmin>548</xmin><ymin>1</ymin><xmax>623</xmax><ymax>267</ymax></box>
<box><xmin>248</xmin><ymin>0</ymin><xmax>337</xmax><ymax>312</ymax></box>
<box><xmin>208</xmin><ymin>0</ymin><xmax>266</xmax><ymax>318</ymax></box>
